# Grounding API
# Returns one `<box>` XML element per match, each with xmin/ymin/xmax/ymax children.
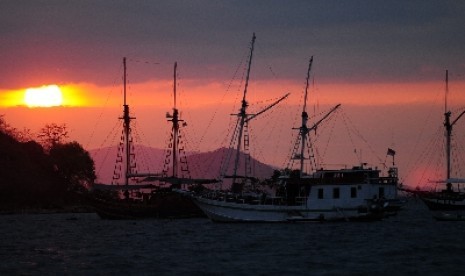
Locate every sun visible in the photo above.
<box><xmin>24</xmin><ymin>84</ymin><xmax>63</xmax><ymax>107</ymax></box>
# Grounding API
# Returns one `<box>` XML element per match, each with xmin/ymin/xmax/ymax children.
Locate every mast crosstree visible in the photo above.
<box><xmin>443</xmin><ymin>70</ymin><xmax>465</xmax><ymax>191</ymax></box>
<box><xmin>222</xmin><ymin>33</ymin><xmax>290</xmax><ymax>192</ymax></box>
<box><xmin>287</xmin><ymin>57</ymin><xmax>340</xmax><ymax>176</ymax></box>
<box><xmin>162</xmin><ymin>62</ymin><xmax>191</xmax><ymax>186</ymax></box>
<box><xmin>112</xmin><ymin>57</ymin><xmax>137</xmax><ymax>199</ymax></box>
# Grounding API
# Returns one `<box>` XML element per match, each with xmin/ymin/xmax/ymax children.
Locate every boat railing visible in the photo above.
<box><xmin>295</xmin><ymin>196</ymin><xmax>307</xmax><ymax>205</ymax></box>
<box><xmin>376</xmin><ymin>177</ymin><xmax>398</xmax><ymax>185</ymax></box>
<box><xmin>201</xmin><ymin>191</ymin><xmax>294</xmax><ymax>206</ymax></box>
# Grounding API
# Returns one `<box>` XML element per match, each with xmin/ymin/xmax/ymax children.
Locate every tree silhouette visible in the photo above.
<box><xmin>49</xmin><ymin>141</ymin><xmax>96</xmax><ymax>192</ymax></box>
<box><xmin>37</xmin><ymin>123</ymin><xmax>69</xmax><ymax>151</ymax></box>
<box><xmin>0</xmin><ymin>115</ymin><xmax>14</xmax><ymax>136</ymax></box>
<box><xmin>0</xmin><ymin>115</ymin><xmax>33</xmax><ymax>142</ymax></box>
<box><xmin>0</xmin><ymin>117</ymin><xmax>97</xmax><ymax>211</ymax></box>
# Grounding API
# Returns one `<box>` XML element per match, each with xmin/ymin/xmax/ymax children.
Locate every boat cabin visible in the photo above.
<box><xmin>279</xmin><ymin>165</ymin><xmax>398</xmax><ymax>207</ymax></box>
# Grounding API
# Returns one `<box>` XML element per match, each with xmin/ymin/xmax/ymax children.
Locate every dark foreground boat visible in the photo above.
<box><xmin>89</xmin><ymin>187</ymin><xmax>203</xmax><ymax>219</ymax></box>
<box><xmin>432</xmin><ymin>211</ymin><xmax>465</xmax><ymax>221</ymax></box>
<box><xmin>419</xmin><ymin>188</ymin><xmax>465</xmax><ymax>211</ymax></box>
<box><xmin>88</xmin><ymin>58</ymin><xmax>214</xmax><ymax>219</ymax></box>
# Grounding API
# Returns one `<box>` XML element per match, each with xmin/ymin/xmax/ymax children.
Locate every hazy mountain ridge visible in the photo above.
<box><xmin>89</xmin><ymin>145</ymin><xmax>277</xmax><ymax>184</ymax></box>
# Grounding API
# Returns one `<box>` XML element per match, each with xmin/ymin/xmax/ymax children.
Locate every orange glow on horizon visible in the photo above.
<box><xmin>2</xmin><ymin>79</ymin><xmax>464</xmax><ymax>186</ymax></box>
<box><xmin>101</xmin><ymin>79</ymin><xmax>465</xmax><ymax>110</ymax></box>
<box><xmin>2</xmin><ymin>79</ymin><xmax>465</xmax><ymax>109</ymax></box>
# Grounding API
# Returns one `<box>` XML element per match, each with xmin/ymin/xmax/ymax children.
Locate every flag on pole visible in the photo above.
<box><xmin>387</xmin><ymin>148</ymin><xmax>396</xmax><ymax>156</ymax></box>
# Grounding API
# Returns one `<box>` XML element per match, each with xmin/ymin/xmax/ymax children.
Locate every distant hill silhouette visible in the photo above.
<box><xmin>89</xmin><ymin>146</ymin><xmax>277</xmax><ymax>184</ymax></box>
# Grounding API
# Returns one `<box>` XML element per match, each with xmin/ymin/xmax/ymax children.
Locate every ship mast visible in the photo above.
<box><xmin>231</xmin><ymin>33</ymin><xmax>256</xmax><ymax>188</ymax></box>
<box><xmin>160</xmin><ymin>62</ymin><xmax>193</xmax><ymax>188</ymax></box>
<box><xmin>111</xmin><ymin>57</ymin><xmax>136</xmax><ymax>196</ymax></box>
<box><xmin>121</xmin><ymin>57</ymin><xmax>134</xmax><ymax>198</ymax></box>
<box><xmin>226</xmin><ymin>33</ymin><xmax>289</xmax><ymax>192</ymax></box>
<box><xmin>445</xmin><ymin>70</ymin><xmax>451</xmax><ymax>191</ymax></box>
<box><xmin>299</xmin><ymin>56</ymin><xmax>313</xmax><ymax>175</ymax></box>
<box><xmin>444</xmin><ymin>70</ymin><xmax>465</xmax><ymax>191</ymax></box>
<box><xmin>288</xmin><ymin>57</ymin><xmax>340</xmax><ymax>175</ymax></box>
<box><xmin>168</xmin><ymin>62</ymin><xmax>182</xmax><ymax>178</ymax></box>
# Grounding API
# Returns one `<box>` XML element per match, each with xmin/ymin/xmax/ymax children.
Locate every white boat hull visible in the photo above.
<box><xmin>192</xmin><ymin>196</ymin><xmax>381</xmax><ymax>222</ymax></box>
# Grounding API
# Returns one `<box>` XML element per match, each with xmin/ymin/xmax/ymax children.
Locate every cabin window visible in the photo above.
<box><xmin>318</xmin><ymin>189</ymin><xmax>324</xmax><ymax>199</ymax></box>
<box><xmin>351</xmin><ymin>187</ymin><xmax>357</xmax><ymax>198</ymax></box>
<box><xmin>379</xmin><ymin>187</ymin><xmax>385</xmax><ymax>198</ymax></box>
<box><xmin>333</xmin><ymin>188</ymin><xmax>340</xmax><ymax>199</ymax></box>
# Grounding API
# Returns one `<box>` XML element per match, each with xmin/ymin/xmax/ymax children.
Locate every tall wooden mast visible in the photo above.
<box><xmin>224</xmin><ymin>33</ymin><xmax>289</xmax><ymax>192</ymax></box>
<box><xmin>121</xmin><ymin>57</ymin><xmax>134</xmax><ymax>198</ymax></box>
<box><xmin>111</xmin><ymin>57</ymin><xmax>136</xmax><ymax>196</ymax></box>
<box><xmin>231</xmin><ymin>33</ymin><xmax>256</xmax><ymax>187</ymax></box>
<box><xmin>444</xmin><ymin>70</ymin><xmax>465</xmax><ymax>191</ymax></box>
<box><xmin>170</xmin><ymin>62</ymin><xmax>181</xmax><ymax>178</ymax></box>
<box><xmin>288</xmin><ymin>57</ymin><xmax>340</xmax><ymax>175</ymax></box>
<box><xmin>299</xmin><ymin>56</ymin><xmax>313</xmax><ymax>175</ymax></box>
<box><xmin>445</xmin><ymin>70</ymin><xmax>452</xmax><ymax>191</ymax></box>
<box><xmin>162</xmin><ymin>61</ymin><xmax>191</xmax><ymax>186</ymax></box>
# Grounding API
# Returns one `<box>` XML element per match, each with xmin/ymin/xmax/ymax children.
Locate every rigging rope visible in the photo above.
<box><xmin>412</xmin><ymin>126</ymin><xmax>444</xmax><ymax>187</ymax></box>
<box><xmin>317</xmin><ymin>109</ymin><xmax>339</xmax><ymax>166</ymax></box>
<box><xmin>95</xmin><ymin>120</ymin><xmax>122</xmax><ymax>181</ymax></box>
<box><xmin>85</xmin><ymin>63</ymin><xmax>123</xmax><ymax>149</ymax></box>
<box><xmin>131</xmin><ymin>121</ymin><xmax>153</xmax><ymax>175</ymax></box>
<box><xmin>340</xmin><ymin>111</ymin><xmax>360</xmax><ymax>164</ymax></box>
<box><xmin>402</xmin><ymin>90</ymin><xmax>443</xmax><ymax>183</ymax></box>
<box><xmin>339</xmin><ymin>108</ymin><xmax>384</xmax><ymax>166</ymax></box>
<box><xmin>127</xmin><ymin>58</ymin><xmax>160</xmax><ymax>65</ymax></box>
<box><xmin>196</xmin><ymin>47</ymin><xmax>248</xmax><ymax>149</ymax></box>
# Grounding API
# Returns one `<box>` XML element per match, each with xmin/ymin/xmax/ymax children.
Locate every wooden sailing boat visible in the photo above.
<box><xmin>90</xmin><ymin>58</ymin><xmax>213</xmax><ymax>219</ymax></box>
<box><xmin>414</xmin><ymin>70</ymin><xmax>465</xmax><ymax>220</ymax></box>
<box><xmin>187</xmin><ymin>35</ymin><xmax>396</xmax><ymax>222</ymax></box>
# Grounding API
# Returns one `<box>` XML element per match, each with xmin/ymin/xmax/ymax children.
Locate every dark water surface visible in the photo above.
<box><xmin>1</xmin><ymin>199</ymin><xmax>465</xmax><ymax>275</ymax></box>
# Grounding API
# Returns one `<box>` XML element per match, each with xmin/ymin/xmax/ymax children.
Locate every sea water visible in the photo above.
<box><xmin>1</xmin><ymin>199</ymin><xmax>465</xmax><ymax>275</ymax></box>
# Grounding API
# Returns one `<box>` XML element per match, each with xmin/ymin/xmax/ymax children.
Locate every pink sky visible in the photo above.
<box><xmin>2</xmin><ymin>76</ymin><xmax>465</xmax><ymax>189</ymax></box>
<box><xmin>2</xmin><ymin>1</ymin><xmax>465</xmax><ymax>189</ymax></box>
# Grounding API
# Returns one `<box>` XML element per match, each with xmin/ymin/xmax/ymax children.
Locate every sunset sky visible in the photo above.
<box><xmin>1</xmin><ymin>1</ymin><xmax>465</xmax><ymax>187</ymax></box>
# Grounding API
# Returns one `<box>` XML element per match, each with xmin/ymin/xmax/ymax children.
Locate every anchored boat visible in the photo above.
<box><xmin>89</xmin><ymin>59</ymin><xmax>215</xmax><ymax>219</ymax></box>
<box><xmin>190</xmin><ymin>164</ymin><xmax>397</xmax><ymax>222</ymax></box>
<box><xmin>411</xmin><ymin>70</ymin><xmax>465</xmax><ymax>221</ymax></box>
<box><xmin>187</xmin><ymin>34</ymin><xmax>398</xmax><ymax>222</ymax></box>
